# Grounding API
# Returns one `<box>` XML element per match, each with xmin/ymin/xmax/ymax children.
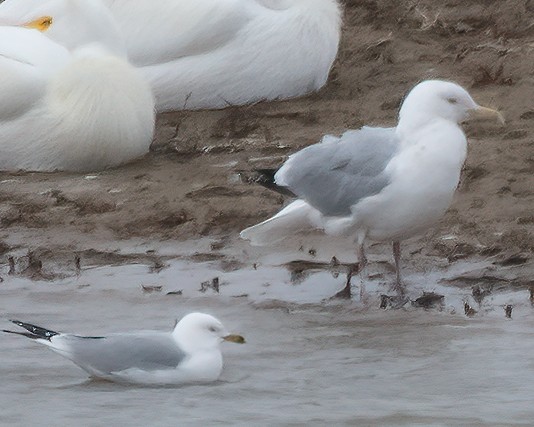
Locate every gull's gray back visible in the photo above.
<box><xmin>276</xmin><ymin>127</ymin><xmax>398</xmax><ymax>216</ymax></box>
<box><xmin>59</xmin><ymin>332</ymin><xmax>186</xmax><ymax>374</ymax></box>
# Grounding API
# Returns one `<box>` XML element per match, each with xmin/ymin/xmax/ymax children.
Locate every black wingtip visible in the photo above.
<box><xmin>8</xmin><ymin>320</ymin><xmax>59</xmax><ymax>340</ymax></box>
<box><xmin>3</xmin><ymin>329</ymin><xmax>42</xmax><ymax>339</ymax></box>
<box><xmin>253</xmin><ymin>168</ymin><xmax>296</xmax><ymax>197</ymax></box>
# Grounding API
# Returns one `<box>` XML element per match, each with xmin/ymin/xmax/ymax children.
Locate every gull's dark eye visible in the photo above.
<box><xmin>447</xmin><ymin>98</ymin><xmax>458</xmax><ymax>104</ymax></box>
<box><xmin>209</xmin><ymin>326</ymin><xmax>217</xmax><ymax>332</ymax></box>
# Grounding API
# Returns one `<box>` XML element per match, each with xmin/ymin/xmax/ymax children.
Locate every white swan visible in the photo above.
<box><xmin>0</xmin><ymin>0</ymin><xmax>126</xmax><ymax>57</ymax></box>
<box><xmin>0</xmin><ymin>7</ymin><xmax>155</xmax><ymax>172</ymax></box>
<box><xmin>0</xmin><ymin>0</ymin><xmax>342</xmax><ymax>112</ymax></box>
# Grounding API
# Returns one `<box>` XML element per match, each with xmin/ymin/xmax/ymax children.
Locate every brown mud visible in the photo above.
<box><xmin>0</xmin><ymin>0</ymin><xmax>533</xmax><ymax>287</ymax></box>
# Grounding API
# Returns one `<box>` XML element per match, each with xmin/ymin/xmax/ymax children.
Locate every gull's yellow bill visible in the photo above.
<box><xmin>470</xmin><ymin>105</ymin><xmax>505</xmax><ymax>125</ymax></box>
<box><xmin>223</xmin><ymin>334</ymin><xmax>246</xmax><ymax>344</ymax></box>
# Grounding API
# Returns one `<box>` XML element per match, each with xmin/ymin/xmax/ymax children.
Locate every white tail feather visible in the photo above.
<box><xmin>240</xmin><ymin>200</ymin><xmax>322</xmax><ymax>246</ymax></box>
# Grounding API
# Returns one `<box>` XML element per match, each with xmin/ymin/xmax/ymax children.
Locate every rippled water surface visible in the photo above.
<box><xmin>1</xmin><ymin>244</ymin><xmax>533</xmax><ymax>426</ymax></box>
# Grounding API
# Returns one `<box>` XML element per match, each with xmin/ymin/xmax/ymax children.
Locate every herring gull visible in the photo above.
<box><xmin>241</xmin><ymin>80</ymin><xmax>504</xmax><ymax>297</ymax></box>
<box><xmin>3</xmin><ymin>313</ymin><xmax>245</xmax><ymax>385</ymax></box>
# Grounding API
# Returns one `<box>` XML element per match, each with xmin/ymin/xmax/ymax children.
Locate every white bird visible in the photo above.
<box><xmin>241</xmin><ymin>80</ymin><xmax>504</xmax><ymax>297</ymax></box>
<box><xmin>0</xmin><ymin>0</ymin><xmax>126</xmax><ymax>57</ymax></box>
<box><xmin>3</xmin><ymin>313</ymin><xmax>245</xmax><ymax>385</ymax></box>
<box><xmin>0</xmin><ymin>0</ymin><xmax>342</xmax><ymax>112</ymax></box>
<box><xmin>0</xmin><ymin>8</ymin><xmax>155</xmax><ymax>172</ymax></box>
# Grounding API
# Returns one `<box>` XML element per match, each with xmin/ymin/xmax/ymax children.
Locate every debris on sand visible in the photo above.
<box><xmin>199</xmin><ymin>277</ymin><xmax>220</xmax><ymax>293</ymax></box>
<box><xmin>380</xmin><ymin>294</ymin><xmax>410</xmax><ymax>309</ymax></box>
<box><xmin>19</xmin><ymin>251</ymin><xmax>55</xmax><ymax>281</ymax></box>
<box><xmin>494</xmin><ymin>253</ymin><xmax>529</xmax><ymax>267</ymax></box>
<box><xmin>141</xmin><ymin>284</ymin><xmax>163</xmax><ymax>293</ymax></box>
<box><xmin>411</xmin><ymin>292</ymin><xmax>445</xmax><ymax>310</ymax></box>
<box><xmin>504</xmin><ymin>305</ymin><xmax>513</xmax><ymax>319</ymax></box>
<box><xmin>464</xmin><ymin>302</ymin><xmax>477</xmax><ymax>317</ymax></box>
<box><xmin>8</xmin><ymin>256</ymin><xmax>15</xmax><ymax>275</ymax></box>
<box><xmin>330</xmin><ymin>271</ymin><xmax>353</xmax><ymax>300</ymax></box>
<box><xmin>74</xmin><ymin>254</ymin><xmax>81</xmax><ymax>275</ymax></box>
<box><xmin>149</xmin><ymin>259</ymin><xmax>167</xmax><ymax>273</ymax></box>
<box><xmin>166</xmin><ymin>290</ymin><xmax>183</xmax><ymax>296</ymax></box>
<box><xmin>210</xmin><ymin>241</ymin><xmax>225</xmax><ymax>251</ymax></box>
<box><xmin>472</xmin><ymin>284</ymin><xmax>492</xmax><ymax>305</ymax></box>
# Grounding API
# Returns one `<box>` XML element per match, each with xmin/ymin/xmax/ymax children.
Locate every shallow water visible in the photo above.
<box><xmin>1</xmin><ymin>244</ymin><xmax>533</xmax><ymax>426</ymax></box>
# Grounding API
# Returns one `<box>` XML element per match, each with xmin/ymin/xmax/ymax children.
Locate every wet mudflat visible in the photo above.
<box><xmin>0</xmin><ymin>1</ymin><xmax>532</xmax><ymax>424</ymax></box>
<box><xmin>1</xmin><ymin>243</ymin><xmax>534</xmax><ymax>427</ymax></box>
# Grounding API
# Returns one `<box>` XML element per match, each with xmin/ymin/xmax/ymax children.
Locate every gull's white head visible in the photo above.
<box><xmin>399</xmin><ymin>80</ymin><xmax>504</xmax><ymax>126</ymax></box>
<box><xmin>172</xmin><ymin>313</ymin><xmax>245</xmax><ymax>353</ymax></box>
<box><xmin>0</xmin><ymin>0</ymin><xmax>126</xmax><ymax>56</ymax></box>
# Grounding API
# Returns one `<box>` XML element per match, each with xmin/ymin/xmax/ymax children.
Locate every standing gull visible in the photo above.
<box><xmin>3</xmin><ymin>313</ymin><xmax>245</xmax><ymax>385</ymax></box>
<box><xmin>241</xmin><ymin>80</ymin><xmax>504</xmax><ymax>297</ymax></box>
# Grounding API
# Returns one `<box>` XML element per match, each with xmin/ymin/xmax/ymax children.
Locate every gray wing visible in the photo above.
<box><xmin>56</xmin><ymin>332</ymin><xmax>186</xmax><ymax>374</ymax></box>
<box><xmin>275</xmin><ymin>127</ymin><xmax>399</xmax><ymax>216</ymax></box>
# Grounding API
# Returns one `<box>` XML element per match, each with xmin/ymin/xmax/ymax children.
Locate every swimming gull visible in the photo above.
<box><xmin>3</xmin><ymin>313</ymin><xmax>245</xmax><ymax>385</ymax></box>
<box><xmin>241</xmin><ymin>80</ymin><xmax>504</xmax><ymax>297</ymax></box>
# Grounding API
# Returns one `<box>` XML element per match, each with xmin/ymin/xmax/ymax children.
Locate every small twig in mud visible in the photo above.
<box><xmin>504</xmin><ymin>305</ymin><xmax>513</xmax><ymax>319</ymax></box>
<box><xmin>413</xmin><ymin>6</ymin><xmax>441</xmax><ymax>31</ymax></box>
<box><xmin>182</xmin><ymin>92</ymin><xmax>192</xmax><ymax>110</ymax></box>
<box><xmin>529</xmin><ymin>286</ymin><xmax>534</xmax><ymax>306</ymax></box>
<box><xmin>149</xmin><ymin>259</ymin><xmax>167</xmax><ymax>273</ymax></box>
<box><xmin>464</xmin><ymin>302</ymin><xmax>477</xmax><ymax>317</ymax></box>
<box><xmin>74</xmin><ymin>254</ymin><xmax>81</xmax><ymax>275</ymax></box>
<box><xmin>380</xmin><ymin>294</ymin><xmax>410</xmax><ymax>309</ymax></box>
<box><xmin>474</xmin><ymin>40</ymin><xmax>511</xmax><ymax>56</ymax></box>
<box><xmin>365</xmin><ymin>33</ymin><xmax>393</xmax><ymax>52</ymax></box>
<box><xmin>330</xmin><ymin>263</ymin><xmax>359</xmax><ymax>301</ymax></box>
<box><xmin>27</xmin><ymin>251</ymin><xmax>42</xmax><ymax>274</ymax></box>
<box><xmin>472</xmin><ymin>284</ymin><xmax>492</xmax><ymax>305</ymax></box>
<box><xmin>166</xmin><ymin>290</ymin><xmax>183</xmax><ymax>296</ymax></box>
<box><xmin>141</xmin><ymin>285</ymin><xmax>163</xmax><ymax>293</ymax></box>
<box><xmin>8</xmin><ymin>256</ymin><xmax>15</xmax><ymax>275</ymax></box>
<box><xmin>210</xmin><ymin>241</ymin><xmax>225</xmax><ymax>251</ymax></box>
<box><xmin>411</xmin><ymin>292</ymin><xmax>444</xmax><ymax>309</ymax></box>
<box><xmin>363</xmin><ymin>33</ymin><xmax>393</xmax><ymax>61</ymax></box>
<box><xmin>473</xmin><ymin>63</ymin><xmax>507</xmax><ymax>87</ymax></box>
<box><xmin>290</xmin><ymin>268</ymin><xmax>307</xmax><ymax>284</ymax></box>
<box><xmin>199</xmin><ymin>277</ymin><xmax>220</xmax><ymax>293</ymax></box>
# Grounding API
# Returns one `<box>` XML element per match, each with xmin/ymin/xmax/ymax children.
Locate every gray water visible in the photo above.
<box><xmin>1</xmin><ymin>243</ymin><xmax>533</xmax><ymax>426</ymax></box>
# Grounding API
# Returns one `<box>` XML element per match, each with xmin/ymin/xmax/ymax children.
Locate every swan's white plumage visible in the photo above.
<box><xmin>0</xmin><ymin>26</ymin><xmax>155</xmax><ymax>172</ymax></box>
<box><xmin>106</xmin><ymin>0</ymin><xmax>342</xmax><ymax>111</ymax></box>
<box><xmin>0</xmin><ymin>26</ymin><xmax>69</xmax><ymax>119</ymax></box>
<box><xmin>0</xmin><ymin>0</ymin><xmax>126</xmax><ymax>56</ymax></box>
<box><xmin>0</xmin><ymin>0</ymin><xmax>342</xmax><ymax>111</ymax></box>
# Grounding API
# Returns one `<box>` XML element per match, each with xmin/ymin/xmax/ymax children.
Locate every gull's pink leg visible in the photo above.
<box><xmin>356</xmin><ymin>242</ymin><xmax>368</xmax><ymax>302</ymax></box>
<box><xmin>392</xmin><ymin>241</ymin><xmax>405</xmax><ymax>296</ymax></box>
<box><xmin>332</xmin><ymin>240</ymin><xmax>367</xmax><ymax>300</ymax></box>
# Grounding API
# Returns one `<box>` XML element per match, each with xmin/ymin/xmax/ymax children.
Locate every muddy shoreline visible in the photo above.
<box><xmin>0</xmin><ymin>0</ymin><xmax>533</xmax><ymax>288</ymax></box>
